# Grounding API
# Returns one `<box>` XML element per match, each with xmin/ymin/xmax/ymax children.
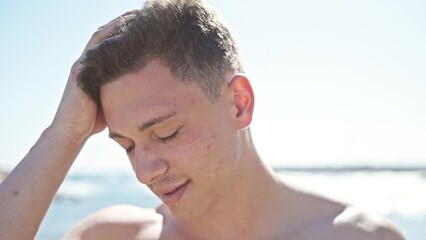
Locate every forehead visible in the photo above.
<box><xmin>99</xmin><ymin>59</ymin><xmax>207</xmax><ymax>129</ymax></box>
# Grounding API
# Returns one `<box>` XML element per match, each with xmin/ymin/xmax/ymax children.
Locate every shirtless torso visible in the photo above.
<box><xmin>64</xmin><ymin>183</ymin><xmax>404</xmax><ymax>240</ymax></box>
<box><xmin>0</xmin><ymin>1</ymin><xmax>406</xmax><ymax>240</ymax></box>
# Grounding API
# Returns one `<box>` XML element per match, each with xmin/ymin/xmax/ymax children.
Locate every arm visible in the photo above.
<box><xmin>0</xmin><ymin>12</ymin><xmax>136</xmax><ymax>239</ymax></box>
<box><xmin>0</xmin><ymin>123</ymin><xmax>89</xmax><ymax>239</ymax></box>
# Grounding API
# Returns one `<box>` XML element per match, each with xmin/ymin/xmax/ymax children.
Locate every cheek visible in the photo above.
<box><xmin>172</xmin><ymin>127</ymin><xmax>239</xmax><ymax>179</ymax></box>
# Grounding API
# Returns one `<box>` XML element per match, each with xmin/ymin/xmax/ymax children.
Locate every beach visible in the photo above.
<box><xmin>34</xmin><ymin>167</ymin><xmax>426</xmax><ymax>240</ymax></box>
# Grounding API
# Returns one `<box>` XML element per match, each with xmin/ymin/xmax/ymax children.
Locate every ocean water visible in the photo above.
<box><xmin>36</xmin><ymin>168</ymin><xmax>426</xmax><ymax>240</ymax></box>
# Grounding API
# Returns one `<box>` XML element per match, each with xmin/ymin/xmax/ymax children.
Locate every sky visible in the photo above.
<box><xmin>0</xmin><ymin>0</ymin><xmax>425</xmax><ymax>172</ymax></box>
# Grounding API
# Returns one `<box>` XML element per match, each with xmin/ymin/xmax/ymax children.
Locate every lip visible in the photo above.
<box><xmin>158</xmin><ymin>180</ymin><xmax>190</xmax><ymax>205</ymax></box>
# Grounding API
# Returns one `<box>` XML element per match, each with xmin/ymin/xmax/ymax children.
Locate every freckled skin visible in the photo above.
<box><xmin>64</xmin><ymin>59</ymin><xmax>405</xmax><ymax>240</ymax></box>
<box><xmin>101</xmin><ymin>59</ymin><xmax>241</xmax><ymax>220</ymax></box>
<box><xmin>0</xmin><ymin>7</ymin><xmax>405</xmax><ymax>240</ymax></box>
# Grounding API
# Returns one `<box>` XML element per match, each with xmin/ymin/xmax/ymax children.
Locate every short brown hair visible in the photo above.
<box><xmin>77</xmin><ymin>0</ymin><xmax>244</xmax><ymax>105</ymax></box>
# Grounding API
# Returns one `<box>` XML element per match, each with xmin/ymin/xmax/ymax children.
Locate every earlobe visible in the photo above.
<box><xmin>228</xmin><ymin>74</ymin><xmax>255</xmax><ymax>129</ymax></box>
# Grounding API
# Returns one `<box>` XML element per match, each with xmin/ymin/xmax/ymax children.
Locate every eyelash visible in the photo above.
<box><xmin>125</xmin><ymin>129</ymin><xmax>180</xmax><ymax>154</ymax></box>
<box><xmin>158</xmin><ymin>129</ymin><xmax>179</xmax><ymax>143</ymax></box>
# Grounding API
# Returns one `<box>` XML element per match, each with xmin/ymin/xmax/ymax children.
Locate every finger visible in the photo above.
<box><xmin>104</xmin><ymin>10</ymin><xmax>140</xmax><ymax>26</ymax></box>
<box><xmin>85</xmin><ymin>11</ymin><xmax>138</xmax><ymax>49</ymax></box>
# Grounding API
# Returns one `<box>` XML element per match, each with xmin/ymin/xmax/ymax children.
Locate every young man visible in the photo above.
<box><xmin>0</xmin><ymin>0</ymin><xmax>405</xmax><ymax>239</ymax></box>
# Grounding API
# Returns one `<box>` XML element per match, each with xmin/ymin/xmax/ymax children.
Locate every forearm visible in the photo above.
<box><xmin>0</xmin><ymin>126</ymin><xmax>86</xmax><ymax>239</ymax></box>
<box><xmin>0</xmin><ymin>10</ymin><xmax>134</xmax><ymax>239</ymax></box>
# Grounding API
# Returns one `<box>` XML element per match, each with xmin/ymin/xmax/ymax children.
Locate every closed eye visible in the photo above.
<box><xmin>157</xmin><ymin>128</ymin><xmax>180</xmax><ymax>143</ymax></box>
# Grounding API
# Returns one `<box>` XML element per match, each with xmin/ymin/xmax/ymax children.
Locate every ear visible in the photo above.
<box><xmin>228</xmin><ymin>74</ymin><xmax>255</xmax><ymax>129</ymax></box>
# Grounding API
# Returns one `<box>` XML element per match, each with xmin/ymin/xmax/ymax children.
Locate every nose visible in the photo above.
<box><xmin>133</xmin><ymin>143</ymin><xmax>168</xmax><ymax>185</ymax></box>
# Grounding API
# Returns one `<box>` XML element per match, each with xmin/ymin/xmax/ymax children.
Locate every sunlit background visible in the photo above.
<box><xmin>1</xmin><ymin>0</ymin><xmax>425</xmax><ymax>171</ymax></box>
<box><xmin>0</xmin><ymin>1</ymin><xmax>425</xmax><ymax>239</ymax></box>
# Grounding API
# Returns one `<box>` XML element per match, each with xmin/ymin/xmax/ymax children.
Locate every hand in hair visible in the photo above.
<box><xmin>0</xmin><ymin>11</ymin><xmax>138</xmax><ymax>240</ymax></box>
<box><xmin>51</xmin><ymin>11</ymin><xmax>138</xmax><ymax>145</ymax></box>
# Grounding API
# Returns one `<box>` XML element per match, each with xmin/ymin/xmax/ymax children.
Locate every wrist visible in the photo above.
<box><xmin>43</xmin><ymin>124</ymin><xmax>89</xmax><ymax>152</ymax></box>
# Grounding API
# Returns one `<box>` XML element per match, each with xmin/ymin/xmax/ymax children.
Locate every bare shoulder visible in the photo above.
<box><xmin>62</xmin><ymin>204</ymin><xmax>162</xmax><ymax>240</ymax></box>
<box><xmin>330</xmin><ymin>206</ymin><xmax>406</xmax><ymax>240</ymax></box>
<box><xmin>283</xmin><ymin>184</ymin><xmax>406</xmax><ymax>240</ymax></box>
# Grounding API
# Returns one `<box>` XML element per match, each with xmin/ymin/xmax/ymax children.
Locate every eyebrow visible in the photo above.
<box><xmin>108</xmin><ymin>112</ymin><xmax>177</xmax><ymax>139</ymax></box>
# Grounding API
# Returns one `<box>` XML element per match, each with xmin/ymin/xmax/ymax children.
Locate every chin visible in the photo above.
<box><xmin>167</xmin><ymin>204</ymin><xmax>203</xmax><ymax>221</ymax></box>
<box><xmin>166</xmin><ymin>198</ymin><xmax>215</xmax><ymax>221</ymax></box>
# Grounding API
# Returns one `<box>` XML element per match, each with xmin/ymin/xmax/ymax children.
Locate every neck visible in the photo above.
<box><xmin>171</xmin><ymin>132</ymin><xmax>289</xmax><ymax>239</ymax></box>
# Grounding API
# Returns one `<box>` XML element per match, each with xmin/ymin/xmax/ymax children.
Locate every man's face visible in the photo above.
<box><xmin>100</xmin><ymin>59</ymin><xmax>242</xmax><ymax>219</ymax></box>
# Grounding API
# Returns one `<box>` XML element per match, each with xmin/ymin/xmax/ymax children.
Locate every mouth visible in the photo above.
<box><xmin>158</xmin><ymin>180</ymin><xmax>190</xmax><ymax>205</ymax></box>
